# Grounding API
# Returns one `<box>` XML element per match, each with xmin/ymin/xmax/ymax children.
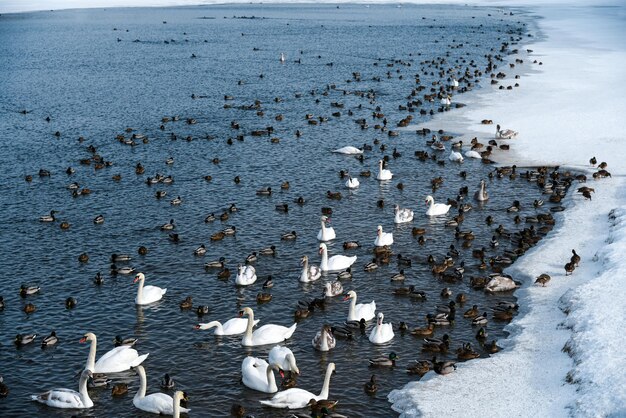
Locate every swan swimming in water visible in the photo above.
<box><xmin>133</xmin><ymin>365</ymin><xmax>190</xmax><ymax>415</ymax></box>
<box><xmin>465</xmin><ymin>150</ymin><xmax>482</xmax><ymax>159</ymax></box>
<box><xmin>236</xmin><ymin>264</ymin><xmax>257</xmax><ymax>286</ymax></box>
<box><xmin>474</xmin><ymin>179</ymin><xmax>489</xmax><ymax>201</ymax></box>
<box><xmin>317</xmin><ymin>215</ymin><xmax>336</xmax><ymax>241</ymax></box>
<box><xmin>259</xmin><ymin>363</ymin><xmax>335</xmax><ymax>409</ymax></box>
<box><xmin>81</xmin><ymin>332</ymin><xmax>148</xmax><ymax>374</ymax></box>
<box><xmin>318</xmin><ymin>243</ymin><xmax>357</xmax><ymax>272</ymax></box>
<box><xmin>345</xmin><ymin>176</ymin><xmax>360</xmax><ymax>189</ymax></box>
<box><xmin>343</xmin><ymin>290</ymin><xmax>376</xmax><ymax>322</ymax></box>
<box><xmin>133</xmin><ymin>273</ymin><xmax>166</xmax><ymax>305</ymax></box>
<box><xmin>241</xmin><ymin>357</ymin><xmax>281</xmax><ymax>393</ymax></box>
<box><xmin>332</xmin><ymin>146</ymin><xmax>363</xmax><ymax>155</ymax></box>
<box><xmin>312</xmin><ymin>324</ymin><xmax>336</xmax><ymax>351</ymax></box>
<box><xmin>268</xmin><ymin>345</ymin><xmax>300</xmax><ymax>375</ymax></box>
<box><xmin>449</xmin><ymin>151</ymin><xmax>464</xmax><ymax>162</ymax></box>
<box><xmin>31</xmin><ymin>369</ymin><xmax>93</xmax><ymax>409</ymax></box>
<box><xmin>300</xmin><ymin>255</ymin><xmax>322</xmax><ymax>283</ymax></box>
<box><xmin>394</xmin><ymin>205</ymin><xmax>414</xmax><ymax>224</ymax></box>
<box><xmin>374</xmin><ymin>225</ymin><xmax>394</xmax><ymax>246</ymax></box>
<box><xmin>195</xmin><ymin>317</ymin><xmax>259</xmax><ymax>336</ymax></box>
<box><xmin>425</xmin><ymin>195</ymin><xmax>451</xmax><ymax>216</ymax></box>
<box><xmin>239</xmin><ymin>307</ymin><xmax>297</xmax><ymax>347</ymax></box>
<box><xmin>368</xmin><ymin>312</ymin><xmax>395</xmax><ymax>345</ymax></box>
<box><xmin>376</xmin><ymin>160</ymin><xmax>393</xmax><ymax>181</ymax></box>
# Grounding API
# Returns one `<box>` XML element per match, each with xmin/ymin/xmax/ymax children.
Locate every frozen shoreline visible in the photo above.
<box><xmin>3</xmin><ymin>1</ymin><xmax>625</xmax><ymax>417</ymax></box>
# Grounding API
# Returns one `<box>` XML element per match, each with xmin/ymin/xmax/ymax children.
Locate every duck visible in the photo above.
<box><xmin>235</xmin><ymin>264</ymin><xmax>257</xmax><ymax>286</ymax></box>
<box><xmin>345</xmin><ymin>176</ymin><xmax>360</xmax><ymax>189</ymax></box>
<box><xmin>406</xmin><ymin>359</ymin><xmax>433</xmax><ymax>376</ymax></box>
<box><xmin>263</xmin><ymin>276</ymin><xmax>274</xmax><ymax>288</ymax></box>
<box><xmin>422</xmin><ymin>334</ymin><xmax>450</xmax><ymax>352</ymax></box>
<box><xmin>31</xmin><ymin>369</ymin><xmax>93</xmax><ymax>409</ymax></box>
<box><xmin>474</xmin><ymin>179</ymin><xmax>489</xmax><ymax>201</ymax></box>
<box><xmin>464</xmin><ymin>305</ymin><xmax>480</xmax><ymax>318</ymax></box>
<box><xmin>81</xmin><ymin>332</ymin><xmax>148</xmax><ymax>373</ymax></box>
<box><xmin>160</xmin><ymin>219</ymin><xmax>175</xmax><ymax>230</ymax></box>
<box><xmin>281</xmin><ymin>231</ymin><xmax>297</xmax><ymax>240</ymax></box>
<box><xmin>246</xmin><ymin>252</ymin><xmax>258</xmax><ymax>264</ymax></box>
<box><xmin>256</xmin><ymin>187</ymin><xmax>272</xmax><ymax>196</ymax></box>
<box><xmin>457</xmin><ymin>342</ymin><xmax>480</xmax><ymax>360</ymax></box>
<box><xmin>495</xmin><ymin>124</ymin><xmax>518</xmax><ymax>139</ymax></box>
<box><xmin>193</xmin><ymin>244</ymin><xmax>206</xmax><ymax>256</ymax></box>
<box><xmin>369</xmin><ymin>352</ymin><xmax>398</xmax><ymax>367</ymax></box>
<box><xmin>114</xmin><ymin>336</ymin><xmax>138</xmax><ymax>347</ymax></box>
<box><xmin>300</xmin><ymin>255</ymin><xmax>322</xmax><ymax>282</ymax></box>
<box><xmin>20</xmin><ymin>284</ymin><xmax>40</xmax><ymax>297</ymax></box>
<box><xmin>217</xmin><ymin>268</ymin><xmax>231</xmax><ymax>280</ymax></box>
<box><xmin>485</xmin><ymin>275</ymin><xmax>518</xmax><ymax>293</ymax></box>
<box><xmin>204</xmin><ymin>213</ymin><xmax>215</xmax><ymax>222</ymax></box>
<box><xmin>369</xmin><ymin>312</ymin><xmax>394</xmax><ymax>344</ymax></box>
<box><xmin>23</xmin><ymin>303</ymin><xmax>36</xmax><ymax>314</ymax></box>
<box><xmin>535</xmin><ymin>273</ymin><xmax>551</xmax><ymax>286</ymax></box>
<box><xmin>571</xmin><ymin>249</ymin><xmax>581</xmax><ymax>266</ymax></box>
<box><xmin>0</xmin><ymin>376</ymin><xmax>8</xmax><ymax>397</ymax></box>
<box><xmin>39</xmin><ymin>210</ymin><xmax>57</xmax><ymax>222</ymax></box>
<box><xmin>332</xmin><ymin>146</ymin><xmax>363</xmax><ymax>154</ymax></box>
<box><xmin>364</xmin><ymin>258</ymin><xmax>379</xmax><ymax>272</ymax></box>
<box><xmin>15</xmin><ymin>333</ymin><xmax>37</xmax><ymax>346</ymax></box>
<box><xmin>222</xmin><ymin>225</ymin><xmax>237</xmax><ymax>235</ymax></box>
<box><xmin>343</xmin><ymin>240</ymin><xmax>361</xmax><ymax>250</ymax></box>
<box><xmin>324</xmin><ymin>281</ymin><xmax>344</xmax><ymax>297</ymax></box>
<box><xmin>195</xmin><ymin>316</ymin><xmax>259</xmax><ymax>336</ymax></box>
<box><xmin>239</xmin><ymin>307</ymin><xmax>297</xmax><ymax>347</ymax></box>
<box><xmin>41</xmin><ymin>331</ymin><xmax>58</xmax><ymax>348</ymax></box>
<box><xmin>376</xmin><ymin>160</ymin><xmax>393</xmax><ymax>181</ymax></box>
<box><xmin>170</xmin><ymin>196</ymin><xmax>182</xmax><ymax>205</ymax></box>
<box><xmin>134</xmin><ymin>273</ymin><xmax>166</xmax><ymax>305</ymax></box>
<box><xmin>312</xmin><ymin>324</ymin><xmax>336</xmax><ymax>351</ymax></box>
<box><xmin>374</xmin><ymin>225</ymin><xmax>394</xmax><ymax>246</ymax></box>
<box><xmin>318</xmin><ymin>243</ymin><xmax>357</xmax><ymax>272</ymax></box>
<box><xmin>411</xmin><ymin>323</ymin><xmax>434</xmax><ymax>337</ymax></box>
<box><xmin>317</xmin><ymin>215</ymin><xmax>336</xmax><ymax>241</ymax></box>
<box><xmin>160</xmin><ymin>374</ymin><xmax>175</xmax><ymax>389</ymax></box>
<box><xmin>241</xmin><ymin>357</ymin><xmax>281</xmax><ymax>393</ymax></box>
<box><xmin>204</xmin><ymin>257</ymin><xmax>225</xmax><ymax>269</ymax></box>
<box><xmin>364</xmin><ymin>375</ymin><xmax>378</xmax><ymax>394</ymax></box>
<box><xmin>471</xmin><ymin>312</ymin><xmax>488</xmax><ymax>326</ymax></box>
<box><xmin>259</xmin><ymin>363</ymin><xmax>335</xmax><ymax>409</ymax></box>
<box><xmin>425</xmin><ymin>195</ymin><xmax>451</xmax><ymax>216</ymax></box>
<box><xmin>337</xmin><ymin>268</ymin><xmax>353</xmax><ymax>280</ymax></box>
<box><xmin>433</xmin><ymin>357</ymin><xmax>457</xmax><ymax>375</ymax></box>
<box><xmin>343</xmin><ymin>290</ymin><xmax>376</xmax><ymax>322</ymax></box>
<box><xmin>133</xmin><ymin>365</ymin><xmax>190</xmax><ymax>415</ymax></box>
<box><xmin>449</xmin><ymin>151</ymin><xmax>464</xmax><ymax>162</ymax></box>
<box><xmin>390</xmin><ymin>270</ymin><xmax>405</xmax><ymax>281</ymax></box>
<box><xmin>394</xmin><ymin>205</ymin><xmax>414</xmax><ymax>224</ymax></box>
<box><xmin>259</xmin><ymin>245</ymin><xmax>277</xmax><ymax>256</ymax></box>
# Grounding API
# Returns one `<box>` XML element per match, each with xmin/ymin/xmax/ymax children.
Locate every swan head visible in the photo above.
<box><xmin>301</xmin><ymin>255</ymin><xmax>308</xmax><ymax>265</ymax></box>
<box><xmin>321</xmin><ymin>215</ymin><xmax>330</xmax><ymax>223</ymax></box>
<box><xmin>377</xmin><ymin>312</ymin><xmax>384</xmax><ymax>325</ymax></box>
<box><xmin>425</xmin><ymin>195</ymin><xmax>434</xmax><ymax>205</ymax></box>
<box><xmin>342</xmin><ymin>290</ymin><xmax>356</xmax><ymax>301</ymax></box>
<box><xmin>377</xmin><ymin>225</ymin><xmax>383</xmax><ymax>235</ymax></box>
<box><xmin>318</xmin><ymin>243</ymin><xmax>327</xmax><ymax>255</ymax></box>
<box><xmin>238</xmin><ymin>307</ymin><xmax>253</xmax><ymax>317</ymax></box>
<box><xmin>80</xmin><ymin>332</ymin><xmax>96</xmax><ymax>343</ymax></box>
<box><xmin>133</xmin><ymin>272</ymin><xmax>145</xmax><ymax>283</ymax></box>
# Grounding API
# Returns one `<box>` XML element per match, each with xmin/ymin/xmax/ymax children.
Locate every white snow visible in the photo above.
<box><xmin>3</xmin><ymin>1</ymin><xmax>625</xmax><ymax>417</ymax></box>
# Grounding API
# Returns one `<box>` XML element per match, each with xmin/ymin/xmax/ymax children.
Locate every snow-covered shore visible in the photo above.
<box><xmin>3</xmin><ymin>1</ymin><xmax>624</xmax><ymax>417</ymax></box>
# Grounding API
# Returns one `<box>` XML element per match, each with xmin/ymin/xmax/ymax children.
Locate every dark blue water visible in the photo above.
<box><xmin>0</xmin><ymin>4</ymin><xmax>540</xmax><ymax>417</ymax></box>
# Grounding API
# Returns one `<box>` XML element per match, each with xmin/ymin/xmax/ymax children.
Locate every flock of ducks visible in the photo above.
<box><xmin>4</xmin><ymin>6</ymin><xmax>612</xmax><ymax>418</ymax></box>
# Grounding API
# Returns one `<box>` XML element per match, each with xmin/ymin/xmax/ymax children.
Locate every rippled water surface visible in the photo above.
<box><xmin>0</xmin><ymin>4</ymin><xmax>544</xmax><ymax>417</ymax></box>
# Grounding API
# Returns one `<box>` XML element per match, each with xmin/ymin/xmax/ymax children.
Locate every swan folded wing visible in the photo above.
<box><xmin>137</xmin><ymin>393</ymin><xmax>178</xmax><ymax>414</ymax></box>
<box><xmin>356</xmin><ymin>301</ymin><xmax>376</xmax><ymax>321</ymax></box>
<box><xmin>260</xmin><ymin>388</ymin><xmax>316</xmax><ymax>409</ymax></box>
<box><xmin>33</xmin><ymin>389</ymin><xmax>82</xmax><ymax>408</ymax></box>
<box><xmin>95</xmin><ymin>346</ymin><xmax>139</xmax><ymax>373</ymax></box>
<box><xmin>253</xmin><ymin>324</ymin><xmax>293</xmax><ymax>344</ymax></box>
<box><xmin>143</xmin><ymin>285</ymin><xmax>167</xmax><ymax>301</ymax></box>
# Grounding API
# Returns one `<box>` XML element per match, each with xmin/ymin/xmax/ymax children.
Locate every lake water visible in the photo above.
<box><xmin>0</xmin><ymin>4</ymin><xmax>547</xmax><ymax>417</ymax></box>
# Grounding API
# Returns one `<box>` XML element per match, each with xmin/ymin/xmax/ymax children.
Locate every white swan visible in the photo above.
<box><xmin>374</xmin><ymin>225</ymin><xmax>393</xmax><ymax>247</ymax></box>
<box><xmin>242</xmin><ymin>357</ymin><xmax>281</xmax><ymax>393</ymax></box>
<box><xmin>485</xmin><ymin>275</ymin><xmax>518</xmax><ymax>292</ymax></box>
<box><xmin>240</xmin><ymin>307</ymin><xmax>297</xmax><ymax>347</ymax></box>
<box><xmin>81</xmin><ymin>332</ymin><xmax>148</xmax><ymax>374</ymax></box>
<box><xmin>134</xmin><ymin>272</ymin><xmax>166</xmax><ymax>305</ymax></box>
<box><xmin>318</xmin><ymin>243</ymin><xmax>357</xmax><ymax>272</ymax></box>
<box><xmin>260</xmin><ymin>363</ymin><xmax>335</xmax><ymax>409</ymax></box>
<box><xmin>449</xmin><ymin>151</ymin><xmax>464</xmax><ymax>162</ymax></box>
<box><xmin>496</xmin><ymin>124</ymin><xmax>518</xmax><ymax>139</ymax></box>
<box><xmin>280</xmin><ymin>52</ymin><xmax>285</xmax><ymax>63</ymax></box>
<box><xmin>300</xmin><ymin>255</ymin><xmax>322</xmax><ymax>283</ymax></box>
<box><xmin>368</xmin><ymin>312</ymin><xmax>395</xmax><ymax>345</ymax></box>
<box><xmin>268</xmin><ymin>345</ymin><xmax>300</xmax><ymax>374</ymax></box>
<box><xmin>394</xmin><ymin>205</ymin><xmax>414</xmax><ymax>224</ymax></box>
<box><xmin>332</xmin><ymin>146</ymin><xmax>363</xmax><ymax>155</ymax></box>
<box><xmin>474</xmin><ymin>179</ymin><xmax>489</xmax><ymax>201</ymax></box>
<box><xmin>376</xmin><ymin>160</ymin><xmax>393</xmax><ymax>181</ymax></box>
<box><xmin>172</xmin><ymin>391</ymin><xmax>188</xmax><ymax>418</ymax></box>
<box><xmin>235</xmin><ymin>264</ymin><xmax>257</xmax><ymax>286</ymax></box>
<box><xmin>133</xmin><ymin>365</ymin><xmax>190</xmax><ymax>415</ymax></box>
<box><xmin>195</xmin><ymin>317</ymin><xmax>259</xmax><ymax>336</ymax></box>
<box><xmin>450</xmin><ymin>77</ymin><xmax>459</xmax><ymax>89</ymax></box>
<box><xmin>312</xmin><ymin>324</ymin><xmax>336</xmax><ymax>352</ymax></box>
<box><xmin>316</xmin><ymin>215</ymin><xmax>336</xmax><ymax>241</ymax></box>
<box><xmin>441</xmin><ymin>95</ymin><xmax>451</xmax><ymax>106</ymax></box>
<box><xmin>465</xmin><ymin>150</ymin><xmax>482</xmax><ymax>159</ymax></box>
<box><xmin>31</xmin><ymin>369</ymin><xmax>93</xmax><ymax>409</ymax></box>
<box><xmin>343</xmin><ymin>290</ymin><xmax>376</xmax><ymax>322</ymax></box>
<box><xmin>324</xmin><ymin>281</ymin><xmax>344</xmax><ymax>297</ymax></box>
<box><xmin>425</xmin><ymin>195</ymin><xmax>451</xmax><ymax>216</ymax></box>
<box><xmin>345</xmin><ymin>176</ymin><xmax>360</xmax><ymax>189</ymax></box>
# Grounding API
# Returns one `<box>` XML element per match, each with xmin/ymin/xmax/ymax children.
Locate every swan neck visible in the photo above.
<box><xmin>86</xmin><ymin>336</ymin><xmax>97</xmax><ymax>372</ymax></box>
<box><xmin>243</xmin><ymin>310</ymin><xmax>254</xmax><ymax>344</ymax></box>
<box><xmin>79</xmin><ymin>371</ymin><xmax>93</xmax><ymax>408</ymax></box>
<box><xmin>266</xmin><ymin>365</ymin><xmax>277</xmax><ymax>393</ymax></box>
<box><xmin>321</xmin><ymin>248</ymin><xmax>328</xmax><ymax>270</ymax></box>
<box><xmin>203</xmin><ymin>321</ymin><xmax>222</xmax><ymax>333</ymax></box>
<box><xmin>173</xmin><ymin>392</ymin><xmax>181</xmax><ymax>418</ymax></box>
<box><xmin>135</xmin><ymin>366</ymin><xmax>147</xmax><ymax>400</ymax></box>
<box><xmin>349</xmin><ymin>294</ymin><xmax>357</xmax><ymax>318</ymax></box>
<box><xmin>136</xmin><ymin>277</ymin><xmax>144</xmax><ymax>304</ymax></box>
<box><xmin>318</xmin><ymin>365</ymin><xmax>334</xmax><ymax>400</ymax></box>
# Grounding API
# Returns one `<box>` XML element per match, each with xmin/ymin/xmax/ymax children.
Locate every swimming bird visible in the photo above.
<box><xmin>449</xmin><ymin>150</ymin><xmax>464</xmax><ymax>162</ymax></box>
<box><xmin>31</xmin><ymin>369</ymin><xmax>93</xmax><ymax>409</ymax></box>
<box><xmin>241</xmin><ymin>357</ymin><xmax>281</xmax><ymax>393</ymax></box>
<box><xmin>15</xmin><ymin>333</ymin><xmax>37</xmax><ymax>346</ymax></box>
<box><xmin>374</xmin><ymin>225</ymin><xmax>394</xmax><ymax>246</ymax></box>
<box><xmin>474</xmin><ymin>179</ymin><xmax>489</xmax><ymax>201</ymax></box>
<box><xmin>134</xmin><ymin>273</ymin><xmax>166</xmax><ymax>304</ymax></box>
<box><xmin>324</xmin><ymin>281</ymin><xmax>344</xmax><ymax>297</ymax></box>
<box><xmin>364</xmin><ymin>375</ymin><xmax>378</xmax><ymax>394</ymax></box>
<box><xmin>368</xmin><ymin>352</ymin><xmax>398</xmax><ymax>367</ymax></box>
<box><xmin>300</xmin><ymin>255</ymin><xmax>322</xmax><ymax>282</ymax></box>
<box><xmin>239</xmin><ymin>307</ymin><xmax>297</xmax><ymax>347</ymax></box>
<box><xmin>318</xmin><ymin>243</ymin><xmax>357</xmax><ymax>272</ymax></box>
<box><xmin>133</xmin><ymin>365</ymin><xmax>190</xmax><ymax>415</ymax></box>
<box><xmin>394</xmin><ymin>205</ymin><xmax>414</xmax><ymax>224</ymax></box>
<box><xmin>345</xmin><ymin>176</ymin><xmax>360</xmax><ymax>189</ymax></box>
<box><xmin>160</xmin><ymin>374</ymin><xmax>175</xmax><ymax>390</ymax></box>
<box><xmin>236</xmin><ymin>264</ymin><xmax>257</xmax><ymax>286</ymax></box>
<box><xmin>317</xmin><ymin>215</ymin><xmax>336</xmax><ymax>241</ymax></box>
<box><xmin>195</xmin><ymin>316</ymin><xmax>259</xmax><ymax>336</ymax></box>
<box><xmin>369</xmin><ymin>312</ymin><xmax>394</xmax><ymax>344</ymax></box>
<box><xmin>332</xmin><ymin>146</ymin><xmax>363</xmax><ymax>155</ymax></box>
<box><xmin>81</xmin><ymin>332</ymin><xmax>148</xmax><ymax>373</ymax></box>
<box><xmin>39</xmin><ymin>210</ymin><xmax>57</xmax><ymax>222</ymax></box>
<box><xmin>260</xmin><ymin>363</ymin><xmax>335</xmax><ymax>409</ymax></box>
<box><xmin>425</xmin><ymin>195</ymin><xmax>451</xmax><ymax>216</ymax></box>
<box><xmin>376</xmin><ymin>159</ymin><xmax>393</xmax><ymax>181</ymax></box>
<box><xmin>193</xmin><ymin>244</ymin><xmax>206</xmax><ymax>256</ymax></box>
<box><xmin>41</xmin><ymin>331</ymin><xmax>58</xmax><ymax>348</ymax></box>
<box><xmin>343</xmin><ymin>290</ymin><xmax>376</xmax><ymax>322</ymax></box>
<box><xmin>312</xmin><ymin>324</ymin><xmax>336</xmax><ymax>351</ymax></box>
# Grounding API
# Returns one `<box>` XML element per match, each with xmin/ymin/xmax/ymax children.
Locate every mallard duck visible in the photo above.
<box><xmin>493</xmin><ymin>309</ymin><xmax>514</xmax><ymax>321</ymax></box>
<box><xmin>485</xmin><ymin>340</ymin><xmax>501</xmax><ymax>353</ymax></box>
<box><xmin>205</xmin><ymin>257</ymin><xmax>225</xmax><ymax>269</ymax></box>
<box><xmin>369</xmin><ymin>352</ymin><xmax>398</xmax><ymax>367</ymax></box>
<box><xmin>138</xmin><ymin>246</ymin><xmax>148</xmax><ymax>255</ymax></box>
<box><xmin>93</xmin><ymin>272</ymin><xmax>104</xmax><ymax>285</ymax></box>
<box><xmin>65</xmin><ymin>297</ymin><xmax>77</xmax><ymax>309</ymax></box>
<box><xmin>364</xmin><ymin>375</ymin><xmax>377</xmax><ymax>394</ymax></box>
<box><xmin>111</xmin><ymin>383</ymin><xmax>128</xmax><ymax>397</ymax></box>
<box><xmin>440</xmin><ymin>287</ymin><xmax>452</xmax><ymax>298</ymax></box>
<box><xmin>564</xmin><ymin>262</ymin><xmax>576</xmax><ymax>276</ymax></box>
<box><xmin>364</xmin><ymin>258</ymin><xmax>378</xmax><ymax>271</ymax></box>
<box><xmin>20</xmin><ymin>285</ymin><xmax>40</xmax><ymax>297</ymax></box>
<box><xmin>39</xmin><ymin>210</ymin><xmax>57</xmax><ymax>222</ymax></box>
<box><xmin>455</xmin><ymin>292</ymin><xmax>467</xmax><ymax>303</ymax></box>
<box><xmin>422</xmin><ymin>334</ymin><xmax>450</xmax><ymax>352</ymax></box>
<box><xmin>570</xmin><ymin>249</ymin><xmax>581</xmax><ymax>266</ymax></box>
<box><xmin>204</xmin><ymin>213</ymin><xmax>215</xmax><ymax>223</ymax></box>
<box><xmin>210</xmin><ymin>231</ymin><xmax>225</xmax><ymax>241</ymax></box>
<box><xmin>259</xmin><ymin>245</ymin><xmax>276</xmax><ymax>256</ymax></box>
<box><xmin>390</xmin><ymin>270</ymin><xmax>405</xmax><ymax>282</ymax></box>
<box><xmin>281</xmin><ymin>231</ymin><xmax>297</xmax><ymax>240</ymax></box>
<box><xmin>23</xmin><ymin>303</ymin><xmax>36</xmax><ymax>314</ymax></box>
<box><xmin>411</xmin><ymin>323</ymin><xmax>434</xmax><ymax>337</ymax></box>
<box><xmin>472</xmin><ymin>312</ymin><xmax>488</xmax><ymax>325</ymax></box>
<box><xmin>246</xmin><ymin>252</ymin><xmax>258</xmax><ymax>264</ymax></box>
<box><xmin>160</xmin><ymin>373</ymin><xmax>175</xmax><ymax>389</ymax></box>
<box><xmin>433</xmin><ymin>357</ymin><xmax>457</xmax><ymax>375</ymax></box>
<box><xmin>160</xmin><ymin>219</ymin><xmax>175</xmax><ymax>231</ymax></box>
<box><xmin>343</xmin><ymin>241</ymin><xmax>361</xmax><ymax>250</ymax></box>
<box><xmin>337</xmin><ymin>268</ymin><xmax>353</xmax><ymax>280</ymax></box>
<box><xmin>464</xmin><ymin>305</ymin><xmax>479</xmax><ymax>318</ymax></box>
<box><xmin>535</xmin><ymin>274</ymin><xmax>551</xmax><ymax>286</ymax></box>
<box><xmin>256</xmin><ymin>187</ymin><xmax>272</xmax><ymax>196</ymax></box>
<box><xmin>407</xmin><ymin>359</ymin><xmax>433</xmax><ymax>376</ymax></box>
<box><xmin>217</xmin><ymin>268</ymin><xmax>231</xmax><ymax>280</ymax></box>
<box><xmin>476</xmin><ymin>327</ymin><xmax>488</xmax><ymax>340</ymax></box>
<box><xmin>179</xmin><ymin>296</ymin><xmax>193</xmax><ymax>310</ymax></box>
<box><xmin>222</xmin><ymin>226</ymin><xmax>237</xmax><ymax>235</ymax></box>
<box><xmin>457</xmin><ymin>342</ymin><xmax>480</xmax><ymax>360</ymax></box>
<box><xmin>256</xmin><ymin>292</ymin><xmax>272</xmax><ymax>303</ymax></box>
<box><xmin>193</xmin><ymin>244</ymin><xmax>206</xmax><ymax>256</ymax></box>
<box><xmin>41</xmin><ymin>331</ymin><xmax>58</xmax><ymax>348</ymax></box>
<box><xmin>15</xmin><ymin>333</ymin><xmax>37</xmax><ymax>346</ymax></box>
<box><xmin>393</xmin><ymin>285</ymin><xmax>415</xmax><ymax>296</ymax></box>
<box><xmin>114</xmin><ymin>335</ymin><xmax>137</xmax><ymax>347</ymax></box>
<box><xmin>196</xmin><ymin>305</ymin><xmax>210</xmax><ymax>316</ymax></box>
